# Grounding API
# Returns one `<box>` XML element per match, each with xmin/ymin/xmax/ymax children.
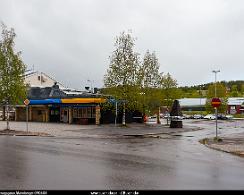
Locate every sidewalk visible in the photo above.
<box><xmin>0</xmin><ymin>121</ymin><xmax>201</xmax><ymax>138</ymax></box>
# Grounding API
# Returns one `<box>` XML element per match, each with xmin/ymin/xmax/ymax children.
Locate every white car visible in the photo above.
<box><xmin>203</xmin><ymin>114</ymin><xmax>216</xmax><ymax>120</ymax></box>
<box><xmin>147</xmin><ymin>116</ymin><xmax>157</xmax><ymax>122</ymax></box>
<box><xmin>226</xmin><ymin>115</ymin><xmax>234</xmax><ymax>120</ymax></box>
<box><xmin>193</xmin><ymin>114</ymin><xmax>203</xmax><ymax>119</ymax></box>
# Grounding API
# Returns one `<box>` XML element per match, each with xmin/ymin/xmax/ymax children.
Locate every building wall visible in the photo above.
<box><xmin>16</xmin><ymin>106</ymin><xmax>49</xmax><ymax>122</ymax></box>
<box><xmin>31</xmin><ymin>107</ymin><xmax>49</xmax><ymax>122</ymax></box>
<box><xmin>25</xmin><ymin>72</ymin><xmax>65</xmax><ymax>88</ymax></box>
<box><xmin>228</xmin><ymin>105</ymin><xmax>244</xmax><ymax>114</ymax></box>
<box><xmin>16</xmin><ymin>105</ymin><xmax>100</xmax><ymax>125</ymax></box>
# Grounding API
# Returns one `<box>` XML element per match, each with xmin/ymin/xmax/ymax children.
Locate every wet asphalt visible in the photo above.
<box><xmin>1</xmin><ymin>119</ymin><xmax>244</xmax><ymax>190</ymax></box>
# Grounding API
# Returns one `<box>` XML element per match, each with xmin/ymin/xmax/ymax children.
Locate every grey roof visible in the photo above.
<box><xmin>227</xmin><ymin>98</ymin><xmax>244</xmax><ymax>105</ymax></box>
<box><xmin>178</xmin><ymin>98</ymin><xmax>207</xmax><ymax>107</ymax></box>
<box><xmin>179</xmin><ymin>97</ymin><xmax>244</xmax><ymax>106</ymax></box>
<box><xmin>27</xmin><ymin>83</ymin><xmax>101</xmax><ymax>99</ymax></box>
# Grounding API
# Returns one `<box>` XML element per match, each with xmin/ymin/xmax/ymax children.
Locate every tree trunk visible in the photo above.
<box><xmin>2</xmin><ymin>106</ymin><xmax>6</xmax><ymax>121</ymax></box>
<box><xmin>6</xmin><ymin>103</ymin><xmax>10</xmax><ymax>130</ymax></box>
<box><xmin>157</xmin><ymin>106</ymin><xmax>161</xmax><ymax>124</ymax></box>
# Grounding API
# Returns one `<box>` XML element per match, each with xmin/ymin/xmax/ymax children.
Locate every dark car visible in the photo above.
<box><xmin>217</xmin><ymin>114</ymin><xmax>228</xmax><ymax>120</ymax></box>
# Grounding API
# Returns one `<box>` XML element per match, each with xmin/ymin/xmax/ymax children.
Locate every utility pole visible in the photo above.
<box><xmin>122</xmin><ymin>101</ymin><xmax>126</xmax><ymax>126</ymax></box>
<box><xmin>115</xmin><ymin>101</ymin><xmax>118</xmax><ymax>126</ymax></box>
<box><xmin>87</xmin><ymin>79</ymin><xmax>94</xmax><ymax>94</ymax></box>
<box><xmin>199</xmin><ymin>85</ymin><xmax>202</xmax><ymax>116</ymax></box>
<box><xmin>212</xmin><ymin>70</ymin><xmax>220</xmax><ymax>97</ymax></box>
<box><xmin>212</xmin><ymin>70</ymin><xmax>220</xmax><ymax>139</ymax></box>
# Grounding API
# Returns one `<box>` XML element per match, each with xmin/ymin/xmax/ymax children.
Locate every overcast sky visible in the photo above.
<box><xmin>1</xmin><ymin>0</ymin><xmax>244</xmax><ymax>89</ymax></box>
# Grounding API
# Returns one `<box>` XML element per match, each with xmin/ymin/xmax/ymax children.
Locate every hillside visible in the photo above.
<box><xmin>179</xmin><ymin>80</ymin><xmax>244</xmax><ymax>98</ymax></box>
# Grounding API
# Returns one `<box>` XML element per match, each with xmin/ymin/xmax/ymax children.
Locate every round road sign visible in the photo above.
<box><xmin>211</xmin><ymin>98</ymin><xmax>221</xmax><ymax>108</ymax></box>
<box><xmin>24</xmin><ymin>99</ymin><xmax>30</xmax><ymax>105</ymax></box>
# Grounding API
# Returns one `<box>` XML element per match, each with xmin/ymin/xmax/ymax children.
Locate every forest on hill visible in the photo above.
<box><xmin>179</xmin><ymin>80</ymin><xmax>244</xmax><ymax>98</ymax></box>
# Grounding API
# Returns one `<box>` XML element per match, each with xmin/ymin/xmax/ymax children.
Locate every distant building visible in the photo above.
<box><xmin>24</xmin><ymin>70</ymin><xmax>65</xmax><ymax>88</ymax></box>
<box><xmin>178</xmin><ymin>97</ymin><xmax>244</xmax><ymax>115</ymax></box>
<box><xmin>227</xmin><ymin>98</ymin><xmax>244</xmax><ymax>114</ymax></box>
<box><xmin>178</xmin><ymin>98</ymin><xmax>206</xmax><ymax>111</ymax></box>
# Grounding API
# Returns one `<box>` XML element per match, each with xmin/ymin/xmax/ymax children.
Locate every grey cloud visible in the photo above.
<box><xmin>1</xmin><ymin>0</ymin><xmax>244</xmax><ymax>89</ymax></box>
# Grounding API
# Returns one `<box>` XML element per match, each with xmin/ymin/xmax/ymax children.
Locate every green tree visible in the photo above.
<box><xmin>230</xmin><ymin>85</ymin><xmax>239</xmax><ymax>97</ymax></box>
<box><xmin>241</xmin><ymin>84</ymin><xmax>244</xmax><ymax>96</ymax></box>
<box><xmin>137</xmin><ymin>50</ymin><xmax>161</xmax><ymax>116</ymax></box>
<box><xmin>0</xmin><ymin>23</ymin><xmax>27</xmax><ymax>130</ymax></box>
<box><xmin>103</xmin><ymin>31</ymin><xmax>140</xmax><ymax>125</ymax></box>
<box><xmin>160</xmin><ymin>73</ymin><xmax>180</xmax><ymax>125</ymax></box>
<box><xmin>160</xmin><ymin>73</ymin><xmax>179</xmax><ymax>109</ymax></box>
<box><xmin>205</xmin><ymin>83</ymin><xmax>227</xmax><ymax>114</ymax></box>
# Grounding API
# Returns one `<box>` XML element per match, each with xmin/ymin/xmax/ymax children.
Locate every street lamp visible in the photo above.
<box><xmin>212</xmin><ymin>70</ymin><xmax>220</xmax><ymax>97</ymax></box>
<box><xmin>212</xmin><ymin>69</ymin><xmax>220</xmax><ymax>139</ymax></box>
<box><xmin>199</xmin><ymin>85</ymin><xmax>202</xmax><ymax>116</ymax></box>
<box><xmin>87</xmin><ymin>79</ymin><xmax>94</xmax><ymax>93</ymax></box>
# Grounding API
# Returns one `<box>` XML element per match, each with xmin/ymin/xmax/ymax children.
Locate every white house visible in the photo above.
<box><xmin>24</xmin><ymin>70</ymin><xmax>65</xmax><ymax>88</ymax></box>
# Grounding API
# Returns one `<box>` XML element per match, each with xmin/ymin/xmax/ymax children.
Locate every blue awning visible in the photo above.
<box><xmin>29</xmin><ymin>99</ymin><xmax>61</xmax><ymax>105</ymax></box>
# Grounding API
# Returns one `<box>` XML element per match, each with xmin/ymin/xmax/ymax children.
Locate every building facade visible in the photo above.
<box><xmin>24</xmin><ymin>70</ymin><xmax>65</xmax><ymax>88</ymax></box>
<box><xmin>15</xmin><ymin>83</ymin><xmax>106</xmax><ymax>125</ymax></box>
<box><xmin>227</xmin><ymin>98</ymin><xmax>244</xmax><ymax>114</ymax></box>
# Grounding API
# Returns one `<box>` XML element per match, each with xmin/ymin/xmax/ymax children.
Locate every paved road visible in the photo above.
<box><xmin>1</xmin><ymin>120</ymin><xmax>244</xmax><ymax>190</ymax></box>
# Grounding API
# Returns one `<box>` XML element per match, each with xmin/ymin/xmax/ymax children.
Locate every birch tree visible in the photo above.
<box><xmin>0</xmin><ymin>23</ymin><xmax>27</xmax><ymax>130</ymax></box>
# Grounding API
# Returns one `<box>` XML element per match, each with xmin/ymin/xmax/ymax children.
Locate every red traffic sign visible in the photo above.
<box><xmin>211</xmin><ymin>98</ymin><xmax>221</xmax><ymax>108</ymax></box>
<box><xmin>24</xmin><ymin>99</ymin><xmax>30</xmax><ymax>105</ymax></box>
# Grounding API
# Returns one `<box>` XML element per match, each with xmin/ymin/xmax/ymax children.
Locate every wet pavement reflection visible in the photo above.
<box><xmin>1</xmin><ymin>120</ymin><xmax>244</xmax><ymax>190</ymax></box>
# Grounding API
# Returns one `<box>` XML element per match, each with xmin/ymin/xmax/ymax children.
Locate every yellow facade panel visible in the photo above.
<box><xmin>61</xmin><ymin>98</ymin><xmax>106</xmax><ymax>104</ymax></box>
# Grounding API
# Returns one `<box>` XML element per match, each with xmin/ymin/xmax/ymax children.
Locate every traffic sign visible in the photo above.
<box><xmin>211</xmin><ymin>98</ymin><xmax>221</xmax><ymax>108</ymax></box>
<box><xmin>24</xmin><ymin>99</ymin><xmax>30</xmax><ymax>106</ymax></box>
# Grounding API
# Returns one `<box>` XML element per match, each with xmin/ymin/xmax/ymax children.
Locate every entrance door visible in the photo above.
<box><xmin>49</xmin><ymin>107</ymin><xmax>60</xmax><ymax>122</ymax></box>
<box><xmin>60</xmin><ymin>108</ymin><xmax>69</xmax><ymax>123</ymax></box>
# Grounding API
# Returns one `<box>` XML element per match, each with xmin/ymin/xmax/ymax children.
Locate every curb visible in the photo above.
<box><xmin>199</xmin><ymin>138</ymin><xmax>244</xmax><ymax>158</ymax></box>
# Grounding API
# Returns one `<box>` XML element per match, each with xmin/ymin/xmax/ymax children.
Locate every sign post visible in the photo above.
<box><xmin>211</xmin><ymin>98</ymin><xmax>221</xmax><ymax>139</ymax></box>
<box><xmin>24</xmin><ymin>99</ymin><xmax>30</xmax><ymax>132</ymax></box>
<box><xmin>115</xmin><ymin>101</ymin><xmax>118</xmax><ymax>126</ymax></box>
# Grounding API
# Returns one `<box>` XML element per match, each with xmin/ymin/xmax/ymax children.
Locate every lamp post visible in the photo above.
<box><xmin>87</xmin><ymin>79</ymin><xmax>94</xmax><ymax>93</ymax></box>
<box><xmin>212</xmin><ymin>70</ymin><xmax>220</xmax><ymax>97</ymax></box>
<box><xmin>199</xmin><ymin>85</ymin><xmax>202</xmax><ymax>116</ymax></box>
<box><xmin>212</xmin><ymin>70</ymin><xmax>220</xmax><ymax>139</ymax></box>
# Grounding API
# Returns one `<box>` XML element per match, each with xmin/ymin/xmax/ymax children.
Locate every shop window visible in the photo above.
<box><xmin>72</xmin><ymin>107</ymin><xmax>95</xmax><ymax>118</ymax></box>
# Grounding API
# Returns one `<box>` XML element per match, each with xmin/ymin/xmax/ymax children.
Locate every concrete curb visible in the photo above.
<box><xmin>199</xmin><ymin>137</ymin><xmax>244</xmax><ymax>158</ymax></box>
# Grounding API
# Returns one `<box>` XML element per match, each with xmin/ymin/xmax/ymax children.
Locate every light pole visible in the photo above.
<box><xmin>87</xmin><ymin>79</ymin><xmax>94</xmax><ymax>93</ymax></box>
<box><xmin>212</xmin><ymin>70</ymin><xmax>220</xmax><ymax>97</ymax></box>
<box><xmin>199</xmin><ymin>85</ymin><xmax>202</xmax><ymax>116</ymax></box>
<box><xmin>212</xmin><ymin>70</ymin><xmax>220</xmax><ymax>139</ymax></box>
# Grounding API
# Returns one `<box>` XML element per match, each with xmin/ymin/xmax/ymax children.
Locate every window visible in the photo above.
<box><xmin>38</xmin><ymin>76</ymin><xmax>41</xmax><ymax>80</ymax></box>
<box><xmin>72</xmin><ymin>107</ymin><xmax>96</xmax><ymax>118</ymax></box>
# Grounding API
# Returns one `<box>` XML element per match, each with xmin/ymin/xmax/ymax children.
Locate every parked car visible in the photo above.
<box><xmin>163</xmin><ymin>113</ymin><xmax>170</xmax><ymax>119</ymax></box>
<box><xmin>217</xmin><ymin>114</ymin><xmax>228</xmax><ymax>120</ymax></box>
<box><xmin>226</xmin><ymin>115</ymin><xmax>234</xmax><ymax>120</ymax></box>
<box><xmin>193</xmin><ymin>114</ymin><xmax>204</xmax><ymax>119</ymax></box>
<box><xmin>182</xmin><ymin>114</ymin><xmax>191</xmax><ymax>119</ymax></box>
<box><xmin>218</xmin><ymin>114</ymin><xmax>234</xmax><ymax>120</ymax></box>
<box><xmin>171</xmin><ymin>115</ymin><xmax>184</xmax><ymax>120</ymax></box>
<box><xmin>203</xmin><ymin>114</ymin><xmax>216</xmax><ymax>120</ymax></box>
<box><xmin>147</xmin><ymin>116</ymin><xmax>157</xmax><ymax>122</ymax></box>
